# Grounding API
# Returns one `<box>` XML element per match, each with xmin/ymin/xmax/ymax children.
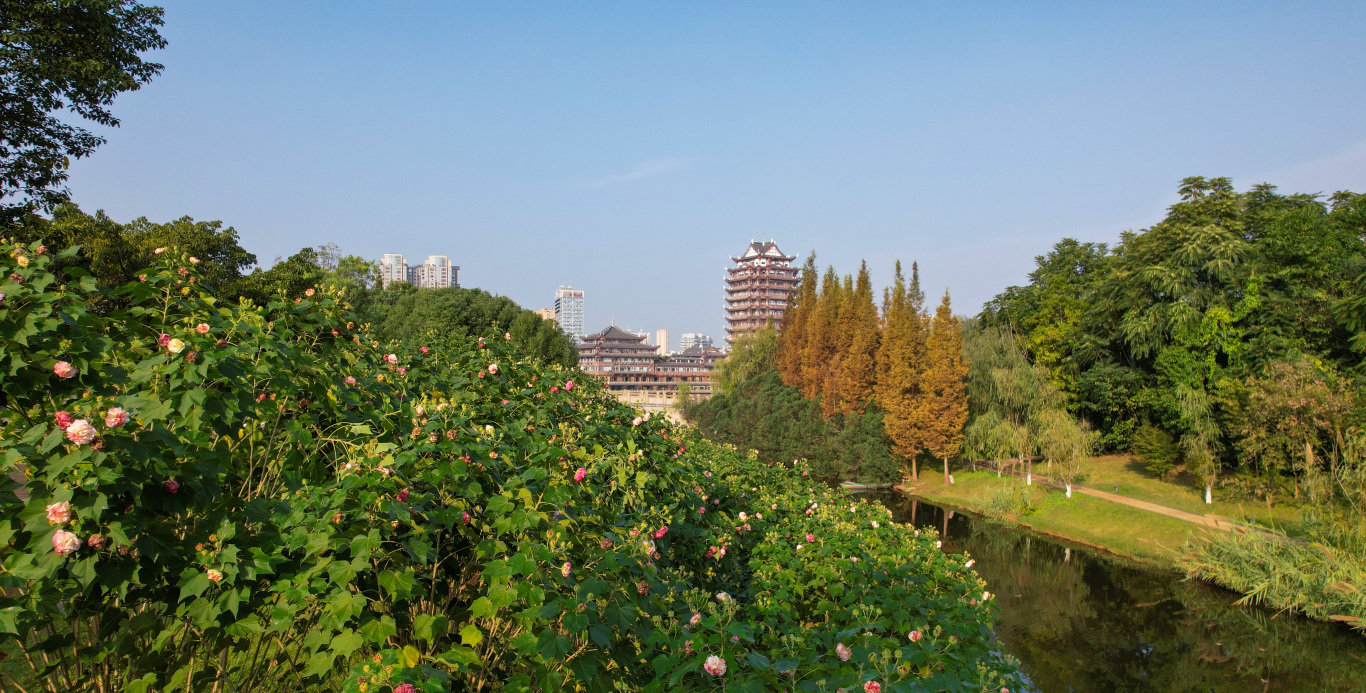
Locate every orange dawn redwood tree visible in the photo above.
<box><xmin>802</xmin><ymin>266</ymin><xmax>840</xmax><ymax>401</ymax></box>
<box><xmin>879</xmin><ymin>262</ymin><xmax>930</xmax><ymax>480</ymax></box>
<box><xmin>919</xmin><ymin>290</ymin><xmax>970</xmax><ymax>484</ymax></box>
<box><xmin>779</xmin><ymin>252</ymin><xmax>817</xmax><ymax>390</ymax></box>
<box><xmin>835</xmin><ymin>261</ymin><xmax>880</xmax><ymax>415</ymax></box>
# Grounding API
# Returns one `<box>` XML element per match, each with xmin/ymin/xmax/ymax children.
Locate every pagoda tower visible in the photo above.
<box><xmin>725</xmin><ymin>240</ymin><xmax>799</xmax><ymax>344</ymax></box>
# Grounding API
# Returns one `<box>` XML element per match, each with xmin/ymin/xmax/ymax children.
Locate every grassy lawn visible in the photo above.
<box><xmin>1071</xmin><ymin>455</ymin><xmax>1307</xmax><ymax>535</ymax></box>
<box><xmin>911</xmin><ymin>469</ymin><xmax>1211</xmax><ymax>567</ymax></box>
<box><xmin>908</xmin><ymin>454</ymin><xmax>1315</xmax><ymax>567</ymax></box>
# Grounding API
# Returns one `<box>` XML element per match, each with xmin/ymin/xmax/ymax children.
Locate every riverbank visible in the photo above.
<box><xmin>904</xmin><ymin>470</ymin><xmax>1195</xmax><ymax>566</ymax></box>
<box><xmin>901</xmin><ymin>454</ymin><xmax>1313</xmax><ymax>567</ymax></box>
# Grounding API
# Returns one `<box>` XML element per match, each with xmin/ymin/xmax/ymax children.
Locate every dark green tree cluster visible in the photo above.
<box><xmin>982</xmin><ymin>177</ymin><xmax>1366</xmax><ymax>505</ymax></box>
<box><xmin>684</xmin><ymin>370</ymin><xmax>902</xmax><ymax>484</ymax></box>
<box><xmin>358</xmin><ymin>284</ymin><xmax>579</xmax><ymax>368</ymax></box>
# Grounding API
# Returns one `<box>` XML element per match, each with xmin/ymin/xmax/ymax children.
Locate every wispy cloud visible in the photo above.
<box><xmin>581</xmin><ymin>158</ymin><xmax>691</xmax><ymax>188</ymax></box>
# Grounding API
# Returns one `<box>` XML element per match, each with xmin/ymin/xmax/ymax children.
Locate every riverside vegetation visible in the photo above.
<box><xmin>0</xmin><ymin>242</ymin><xmax>1024</xmax><ymax>692</ymax></box>
<box><xmin>691</xmin><ymin>179</ymin><xmax>1366</xmax><ymax>637</ymax></box>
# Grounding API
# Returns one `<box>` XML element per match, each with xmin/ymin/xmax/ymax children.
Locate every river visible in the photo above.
<box><xmin>869</xmin><ymin>494</ymin><xmax>1366</xmax><ymax>692</ymax></box>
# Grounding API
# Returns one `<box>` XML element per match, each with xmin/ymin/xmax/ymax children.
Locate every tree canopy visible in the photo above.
<box><xmin>0</xmin><ymin>0</ymin><xmax>166</xmax><ymax>214</ymax></box>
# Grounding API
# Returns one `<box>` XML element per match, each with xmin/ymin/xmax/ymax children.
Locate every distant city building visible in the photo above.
<box><xmin>578</xmin><ymin>325</ymin><xmax>722</xmax><ymax>398</ymax></box>
<box><xmin>554</xmin><ymin>286</ymin><xmax>585</xmax><ymax>338</ymax></box>
<box><xmin>379</xmin><ymin>253</ymin><xmax>408</xmax><ymax>288</ymax></box>
<box><xmin>725</xmin><ymin>240</ymin><xmax>798</xmax><ymax>344</ymax></box>
<box><xmin>406</xmin><ymin>255</ymin><xmax>458</xmax><ymax>288</ymax></box>
<box><xmin>656</xmin><ymin>328</ymin><xmax>670</xmax><ymax>357</ymax></box>
<box><xmin>379</xmin><ymin>253</ymin><xmax>459</xmax><ymax>289</ymax></box>
<box><xmin>536</xmin><ymin>308</ymin><xmax>556</xmax><ymax>322</ymax></box>
<box><xmin>679</xmin><ymin>333</ymin><xmax>713</xmax><ymax>351</ymax></box>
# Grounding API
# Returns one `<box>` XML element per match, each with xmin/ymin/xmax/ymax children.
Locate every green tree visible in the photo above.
<box><xmin>0</xmin><ymin>0</ymin><xmax>166</xmax><ymax>213</ymax></box>
<box><xmin>714</xmin><ymin>324</ymin><xmax>780</xmax><ymax>396</ymax></box>
<box><xmin>361</xmin><ymin>284</ymin><xmax>578</xmax><ymax>367</ymax></box>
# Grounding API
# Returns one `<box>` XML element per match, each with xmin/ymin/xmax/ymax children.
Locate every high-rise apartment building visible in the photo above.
<box><xmin>679</xmin><ymin>333</ymin><xmax>713</xmax><ymax>351</ymax></box>
<box><xmin>554</xmin><ymin>286</ymin><xmax>585</xmax><ymax>338</ymax></box>
<box><xmin>380</xmin><ymin>253</ymin><xmax>459</xmax><ymax>289</ymax></box>
<box><xmin>725</xmin><ymin>240</ymin><xmax>798</xmax><ymax>344</ymax></box>
<box><xmin>656</xmin><ymin>329</ymin><xmax>669</xmax><ymax>356</ymax></box>
<box><xmin>406</xmin><ymin>255</ymin><xmax>458</xmax><ymax>289</ymax></box>
<box><xmin>379</xmin><ymin>254</ymin><xmax>408</xmax><ymax>288</ymax></box>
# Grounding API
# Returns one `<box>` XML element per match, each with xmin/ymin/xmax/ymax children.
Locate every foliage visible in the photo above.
<box><xmin>712</xmin><ymin>325</ymin><xmax>779</xmax><ymax>396</ymax></box>
<box><xmin>981</xmin><ymin>177</ymin><xmax>1366</xmax><ymax>502</ymax></box>
<box><xmin>1130</xmin><ymin>422</ymin><xmax>1182</xmax><ymax>479</ymax></box>
<box><xmin>683</xmin><ymin>371</ymin><xmax>901</xmax><ymax>485</ymax></box>
<box><xmin>0</xmin><ymin>0</ymin><xmax>166</xmax><ymax>213</ymax></box>
<box><xmin>6</xmin><ymin>204</ymin><xmax>258</xmax><ymax>305</ymax></box>
<box><xmin>1178</xmin><ymin>531</ymin><xmax>1366</xmax><ymax>636</ymax></box>
<box><xmin>359</xmin><ymin>284</ymin><xmax>578</xmax><ymax>368</ymax></box>
<box><xmin>1</xmin><ymin>240</ymin><xmax>1019</xmax><ymax>691</ymax></box>
<box><xmin>914</xmin><ymin>291</ymin><xmax>970</xmax><ymax>484</ymax></box>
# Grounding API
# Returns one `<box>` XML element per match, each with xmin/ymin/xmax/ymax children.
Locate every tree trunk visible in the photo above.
<box><xmin>943</xmin><ymin>455</ymin><xmax>950</xmax><ymax>485</ymax></box>
<box><xmin>911</xmin><ymin>498</ymin><xmax>918</xmax><ymax>525</ymax></box>
<box><xmin>1065</xmin><ymin>483</ymin><xmax>1072</xmax><ymax>498</ymax></box>
<box><xmin>1024</xmin><ymin>455</ymin><xmax>1031</xmax><ymax>486</ymax></box>
<box><xmin>911</xmin><ymin>456</ymin><xmax>918</xmax><ymax>483</ymax></box>
<box><xmin>1205</xmin><ymin>484</ymin><xmax>1212</xmax><ymax>504</ymax></box>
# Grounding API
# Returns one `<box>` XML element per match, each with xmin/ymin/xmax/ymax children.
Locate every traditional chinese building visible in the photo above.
<box><xmin>725</xmin><ymin>240</ymin><xmax>799</xmax><ymax>344</ymax></box>
<box><xmin>578</xmin><ymin>325</ymin><xmax>722</xmax><ymax>399</ymax></box>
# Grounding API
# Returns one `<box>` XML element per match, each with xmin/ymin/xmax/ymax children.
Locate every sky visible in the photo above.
<box><xmin>66</xmin><ymin>1</ymin><xmax>1366</xmax><ymax>348</ymax></box>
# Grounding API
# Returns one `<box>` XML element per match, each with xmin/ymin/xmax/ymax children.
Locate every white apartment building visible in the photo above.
<box><xmin>379</xmin><ymin>253</ymin><xmax>459</xmax><ymax>289</ymax></box>
<box><xmin>407</xmin><ymin>255</ymin><xmax>459</xmax><ymax>288</ymax></box>
<box><xmin>656</xmin><ymin>328</ymin><xmax>670</xmax><ymax>357</ymax></box>
<box><xmin>679</xmin><ymin>333</ymin><xmax>713</xmax><ymax>351</ymax></box>
<box><xmin>554</xmin><ymin>286</ymin><xmax>585</xmax><ymax>339</ymax></box>
<box><xmin>379</xmin><ymin>254</ymin><xmax>408</xmax><ymax>288</ymax></box>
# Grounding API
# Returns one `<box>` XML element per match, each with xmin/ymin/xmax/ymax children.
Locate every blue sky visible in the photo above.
<box><xmin>67</xmin><ymin>1</ymin><xmax>1366</xmax><ymax>347</ymax></box>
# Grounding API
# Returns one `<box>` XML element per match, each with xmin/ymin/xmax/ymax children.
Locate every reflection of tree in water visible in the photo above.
<box><xmin>880</xmin><ymin>495</ymin><xmax>1366</xmax><ymax>692</ymax></box>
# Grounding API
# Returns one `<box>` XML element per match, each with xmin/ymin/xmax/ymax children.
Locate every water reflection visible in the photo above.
<box><xmin>875</xmin><ymin>494</ymin><xmax>1366</xmax><ymax>692</ymax></box>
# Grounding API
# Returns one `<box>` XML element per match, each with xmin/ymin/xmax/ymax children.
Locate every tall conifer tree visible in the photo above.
<box><xmin>779</xmin><ymin>252</ymin><xmax>817</xmax><ymax>389</ymax></box>
<box><xmin>918</xmin><ymin>290</ymin><xmax>970</xmax><ymax>484</ymax></box>
<box><xmin>880</xmin><ymin>262</ymin><xmax>931</xmax><ymax>480</ymax></box>
<box><xmin>836</xmin><ymin>261</ymin><xmax>880</xmax><ymax>414</ymax></box>
<box><xmin>802</xmin><ymin>266</ymin><xmax>841</xmax><ymax>400</ymax></box>
<box><xmin>822</xmin><ymin>273</ymin><xmax>856</xmax><ymax>418</ymax></box>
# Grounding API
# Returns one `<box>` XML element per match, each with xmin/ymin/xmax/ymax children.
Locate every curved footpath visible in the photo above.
<box><xmin>897</xmin><ymin>468</ymin><xmax>1288</xmax><ymax>540</ymax></box>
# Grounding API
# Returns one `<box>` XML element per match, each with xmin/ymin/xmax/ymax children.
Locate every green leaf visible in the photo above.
<box><xmin>401</xmin><ymin>644</ymin><xmax>421</xmax><ymax>668</ymax></box>
<box><xmin>330</xmin><ymin>629</ymin><xmax>363</xmax><ymax>658</ymax></box>
<box><xmin>413</xmin><ymin>613</ymin><xmax>447</xmax><ymax>643</ymax></box>
<box><xmin>302</xmin><ymin>651</ymin><xmax>336</xmax><ymax>679</ymax></box>
<box><xmin>470</xmin><ymin>597</ymin><xmax>496</xmax><ymax>619</ymax></box>
<box><xmin>361</xmin><ymin>616</ymin><xmax>398</xmax><ymax>644</ymax></box>
<box><xmin>378</xmin><ymin>568</ymin><xmax>416</xmax><ymax>600</ymax></box>
<box><xmin>459</xmin><ymin>624</ymin><xmax>483</xmax><ymax>646</ymax></box>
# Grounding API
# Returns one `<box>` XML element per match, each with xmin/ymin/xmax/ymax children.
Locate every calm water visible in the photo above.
<box><xmin>871</xmin><ymin>494</ymin><xmax>1366</xmax><ymax>692</ymax></box>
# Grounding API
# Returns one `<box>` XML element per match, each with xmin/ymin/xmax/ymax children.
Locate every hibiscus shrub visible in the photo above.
<box><xmin>0</xmin><ymin>240</ymin><xmax>1022</xmax><ymax>692</ymax></box>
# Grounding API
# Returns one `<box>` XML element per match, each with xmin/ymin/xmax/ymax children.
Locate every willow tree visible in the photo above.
<box><xmin>916</xmin><ymin>291</ymin><xmax>970</xmax><ymax>485</ymax></box>
<box><xmin>962</xmin><ymin>322</ymin><xmax>1061</xmax><ymax>485</ymax></box>
<box><xmin>1037</xmin><ymin>408</ymin><xmax>1096</xmax><ymax>497</ymax></box>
